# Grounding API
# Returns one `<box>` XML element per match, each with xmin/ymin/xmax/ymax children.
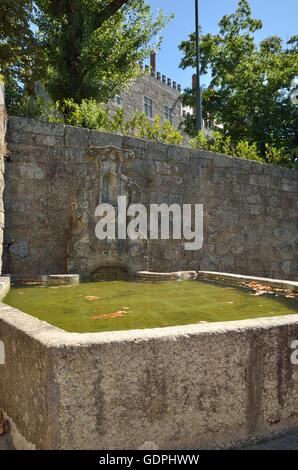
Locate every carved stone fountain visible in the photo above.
<box><xmin>68</xmin><ymin>145</ymin><xmax>148</xmax><ymax>279</ymax></box>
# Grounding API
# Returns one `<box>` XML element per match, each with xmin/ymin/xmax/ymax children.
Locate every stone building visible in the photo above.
<box><xmin>34</xmin><ymin>52</ymin><xmax>191</xmax><ymax>130</ymax></box>
<box><xmin>108</xmin><ymin>52</ymin><xmax>189</xmax><ymax>130</ymax></box>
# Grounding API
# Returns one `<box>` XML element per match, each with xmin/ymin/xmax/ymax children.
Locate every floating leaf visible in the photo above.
<box><xmin>247</xmin><ymin>281</ymin><xmax>273</xmax><ymax>295</ymax></box>
<box><xmin>91</xmin><ymin>311</ymin><xmax>125</xmax><ymax>320</ymax></box>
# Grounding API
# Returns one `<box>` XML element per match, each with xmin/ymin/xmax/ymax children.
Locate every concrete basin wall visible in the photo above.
<box><xmin>1</xmin><ymin>297</ymin><xmax>298</xmax><ymax>449</ymax></box>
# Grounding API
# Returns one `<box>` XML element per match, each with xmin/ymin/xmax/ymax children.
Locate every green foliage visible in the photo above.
<box><xmin>189</xmin><ymin>131</ymin><xmax>292</xmax><ymax>164</ymax></box>
<box><xmin>234</xmin><ymin>140</ymin><xmax>261</xmax><ymax>162</ymax></box>
<box><xmin>12</xmin><ymin>94</ymin><xmax>291</xmax><ymax>164</ymax></box>
<box><xmin>36</xmin><ymin>0</ymin><xmax>170</xmax><ymax>103</ymax></box>
<box><xmin>57</xmin><ymin>98</ymin><xmax>184</xmax><ymax>145</ymax></box>
<box><xmin>180</xmin><ymin>0</ymin><xmax>298</xmax><ymax>166</ymax></box>
<box><xmin>0</xmin><ymin>0</ymin><xmax>46</xmax><ymax>105</ymax></box>
<box><xmin>264</xmin><ymin>144</ymin><xmax>292</xmax><ymax>167</ymax></box>
<box><xmin>1</xmin><ymin>1</ymin><xmax>169</xmax><ymax>112</ymax></box>
<box><xmin>60</xmin><ymin>98</ymin><xmax>110</xmax><ymax>129</ymax></box>
<box><xmin>13</xmin><ymin>96</ymin><xmax>51</xmax><ymax>120</ymax></box>
<box><xmin>7</xmin><ymin>93</ymin><xmax>62</xmax><ymax>122</ymax></box>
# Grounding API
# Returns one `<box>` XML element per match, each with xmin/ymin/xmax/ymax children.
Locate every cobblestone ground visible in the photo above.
<box><xmin>1</xmin><ymin>430</ymin><xmax>298</xmax><ymax>451</ymax></box>
<box><xmin>243</xmin><ymin>430</ymin><xmax>298</xmax><ymax>450</ymax></box>
<box><xmin>0</xmin><ymin>433</ymin><xmax>14</xmax><ymax>450</ymax></box>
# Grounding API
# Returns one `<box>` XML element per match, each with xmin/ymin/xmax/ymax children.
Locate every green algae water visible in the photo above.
<box><xmin>3</xmin><ymin>280</ymin><xmax>298</xmax><ymax>333</ymax></box>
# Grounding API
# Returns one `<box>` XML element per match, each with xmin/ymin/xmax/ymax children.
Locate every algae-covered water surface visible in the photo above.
<box><xmin>3</xmin><ymin>280</ymin><xmax>298</xmax><ymax>333</ymax></box>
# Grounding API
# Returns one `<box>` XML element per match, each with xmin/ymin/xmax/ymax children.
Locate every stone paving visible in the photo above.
<box><xmin>0</xmin><ymin>433</ymin><xmax>14</xmax><ymax>450</ymax></box>
<box><xmin>243</xmin><ymin>430</ymin><xmax>298</xmax><ymax>450</ymax></box>
<box><xmin>1</xmin><ymin>430</ymin><xmax>298</xmax><ymax>451</ymax></box>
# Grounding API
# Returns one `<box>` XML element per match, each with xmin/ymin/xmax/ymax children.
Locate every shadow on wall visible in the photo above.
<box><xmin>91</xmin><ymin>266</ymin><xmax>129</xmax><ymax>281</ymax></box>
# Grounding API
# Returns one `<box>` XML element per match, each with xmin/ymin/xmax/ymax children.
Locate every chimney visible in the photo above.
<box><xmin>150</xmin><ymin>51</ymin><xmax>157</xmax><ymax>74</ymax></box>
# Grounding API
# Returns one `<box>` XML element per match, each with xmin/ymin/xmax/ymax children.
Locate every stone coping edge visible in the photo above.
<box><xmin>197</xmin><ymin>271</ymin><xmax>298</xmax><ymax>292</ymax></box>
<box><xmin>1</xmin><ymin>271</ymin><xmax>297</xmax><ymax>347</ymax></box>
<box><xmin>137</xmin><ymin>270</ymin><xmax>197</xmax><ymax>281</ymax></box>
<box><xmin>11</xmin><ymin>274</ymin><xmax>80</xmax><ymax>286</ymax></box>
<box><xmin>1</xmin><ymin>302</ymin><xmax>298</xmax><ymax>349</ymax></box>
<box><xmin>0</xmin><ymin>277</ymin><xmax>10</xmax><ymax>301</ymax></box>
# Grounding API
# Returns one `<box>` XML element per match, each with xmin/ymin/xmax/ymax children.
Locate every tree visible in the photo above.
<box><xmin>179</xmin><ymin>0</ymin><xmax>298</xmax><ymax>164</ymax></box>
<box><xmin>36</xmin><ymin>0</ymin><xmax>168</xmax><ymax>104</ymax></box>
<box><xmin>0</xmin><ymin>1</ymin><xmax>45</xmax><ymax>108</ymax></box>
<box><xmin>89</xmin><ymin>0</ymin><xmax>132</xmax><ymax>27</ymax></box>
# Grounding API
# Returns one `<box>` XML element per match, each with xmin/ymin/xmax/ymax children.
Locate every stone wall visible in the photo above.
<box><xmin>4</xmin><ymin>116</ymin><xmax>298</xmax><ymax>280</ymax></box>
<box><xmin>0</xmin><ymin>85</ymin><xmax>7</xmax><ymax>274</ymax></box>
<box><xmin>1</xmin><ymin>303</ymin><xmax>298</xmax><ymax>449</ymax></box>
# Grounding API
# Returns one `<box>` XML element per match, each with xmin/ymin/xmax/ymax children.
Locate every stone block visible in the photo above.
<box><xmin>213</xmin><ymin>154</ymin><xmax>233</xmax><ymax>168</ymax></box>
<box><xmin>8</xmin><ymin>116</ymin><xmax>65</xmax><ymax>136</ymax></box>
<box><xmin>88</xmin><ymin>130</ymin><xmax>123</xmax><ymax>148</ymax></box>
<box><xmin>65</xmin><ymin>126</ymin><xmax>89</xmax><ymax>148</ymax></box>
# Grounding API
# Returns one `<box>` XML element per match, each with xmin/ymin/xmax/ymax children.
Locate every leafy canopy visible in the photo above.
<box><xmin>1</xmin><ymin>1</ymin><xmax>169</xmax><ymax>110</ymax></box>
<box><xmin>179</xmin><ymin>0</ymin><xmax>298</xmax><ymax>165</ymax></box>
<box><xmin>36</xmin><ymin>0</ymin><xmax>169</xmax><ymax>103</ymax></box>
<box><xmin>0</xmin><ymin>1</ymin><xmax>45</xmax><ymax>108</ymax></box>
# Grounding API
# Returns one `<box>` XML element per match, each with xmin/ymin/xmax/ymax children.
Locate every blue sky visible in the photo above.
<box><xmin>146</xmin><ymin>0</ymin><xmax>298</xmax><ymax>89</ymax></box>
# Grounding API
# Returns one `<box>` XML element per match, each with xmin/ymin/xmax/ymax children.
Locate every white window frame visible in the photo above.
<box><xmin>144</xmin><ymin>96</ymin><xmax>153</xmax><ymax>118</ymax></box>
<box><xmin>165</xmin><ymin>106</ymin><xmax>173</xmax><ymax>124</ymax></box>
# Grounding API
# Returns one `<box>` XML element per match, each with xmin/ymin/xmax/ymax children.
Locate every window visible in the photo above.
<box><xmin>144</xmin><ymin>96</ymin><xmax>153</xmax><ymax>118</ymax></box>
<box><xmin>165</xmin><ymin>106</ymin><xmax>173</xmax><ymax>124</ymax></box>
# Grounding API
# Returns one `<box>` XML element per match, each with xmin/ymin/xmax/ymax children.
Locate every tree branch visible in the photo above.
<box><xmin>95</xmin><ymin>0</ymin><xmax>131</xmax><ymax>29</ymax></box>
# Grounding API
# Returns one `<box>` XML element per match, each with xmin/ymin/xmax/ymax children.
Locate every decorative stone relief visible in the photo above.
<box><xmin>68</xmin><ymin>145</ymin><xmax>147</xmax><ymax>277</ymax></box>
<box><xmin>87</xmin><ymin>145</ymin><xmax>140</xmax><ymax>206</ymax></box>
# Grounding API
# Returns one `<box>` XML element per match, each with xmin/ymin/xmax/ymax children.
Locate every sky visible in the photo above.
<box><xmin>146</xmin><ymin>0</ymin><xmax>298</xmax><ymax>89</ymax></box>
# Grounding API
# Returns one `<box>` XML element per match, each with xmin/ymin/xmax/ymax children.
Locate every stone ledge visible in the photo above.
<box><xmin>0</xmin><ymin>277</ymin><xmax>10</xmax><ymax>301</ymax></box>
<box><xmin>197</xmin><ymin>271</ymin><xmax>298</xmax><ymax>293</ymax></box>
<box><xmin>11</xmin><ymin>274</ymin><xmax>80</xmax><ymax>287</ymax></box>
<box><xmin>7</xmin><ymin>117</ymin><xmax>298</xmax><ymax>177</ymax></box>
<box><xmin>136</xmin><ymin>270</ymin><xmax>197</xmax><ymax>281</ymax></box>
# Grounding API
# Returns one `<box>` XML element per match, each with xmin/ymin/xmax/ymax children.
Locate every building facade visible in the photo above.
<box><xmin>108</xmin><ymin>53</ymin><xmax>189</xmax><ymax>130</ymax></box>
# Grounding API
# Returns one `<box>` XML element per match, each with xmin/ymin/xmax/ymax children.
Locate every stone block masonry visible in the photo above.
<box><xmin>0</xmin><ymin>85</ymin><xmax>7</xmax><ymax>274</ymax></box>
<box><xmin>4</xmin><ymin>116</ymin><xmax>298</xmax><ymax>280</ymax></box>
<box><xmin>108</xmin><ymin>72</ymin><xmax>183</xmax><ymax>130</ymax></box>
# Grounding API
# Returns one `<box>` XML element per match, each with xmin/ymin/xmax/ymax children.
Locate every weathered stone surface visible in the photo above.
<box><xmin>109</xmin><ymin>73</ymin><xmax>184</xmax><ymax>130</ymax></box>
<box><xmin>0</xmin><ymin>84</ymin><xmax>7</xmax><ymax>273</ymax></box>
<box><xmin>1</xmin><ymin>302</ymin><xmax>298</xmax><ymax>450</ymax></box>
<box><xmin>7</xmin><ymin>116</ymin><xmax>65</xmax><ymax>136</ymax></box>
<box><xmin>3</xmin><ymin>116</ymin><xmax>298</xmax><ymax>280</ymax></box>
